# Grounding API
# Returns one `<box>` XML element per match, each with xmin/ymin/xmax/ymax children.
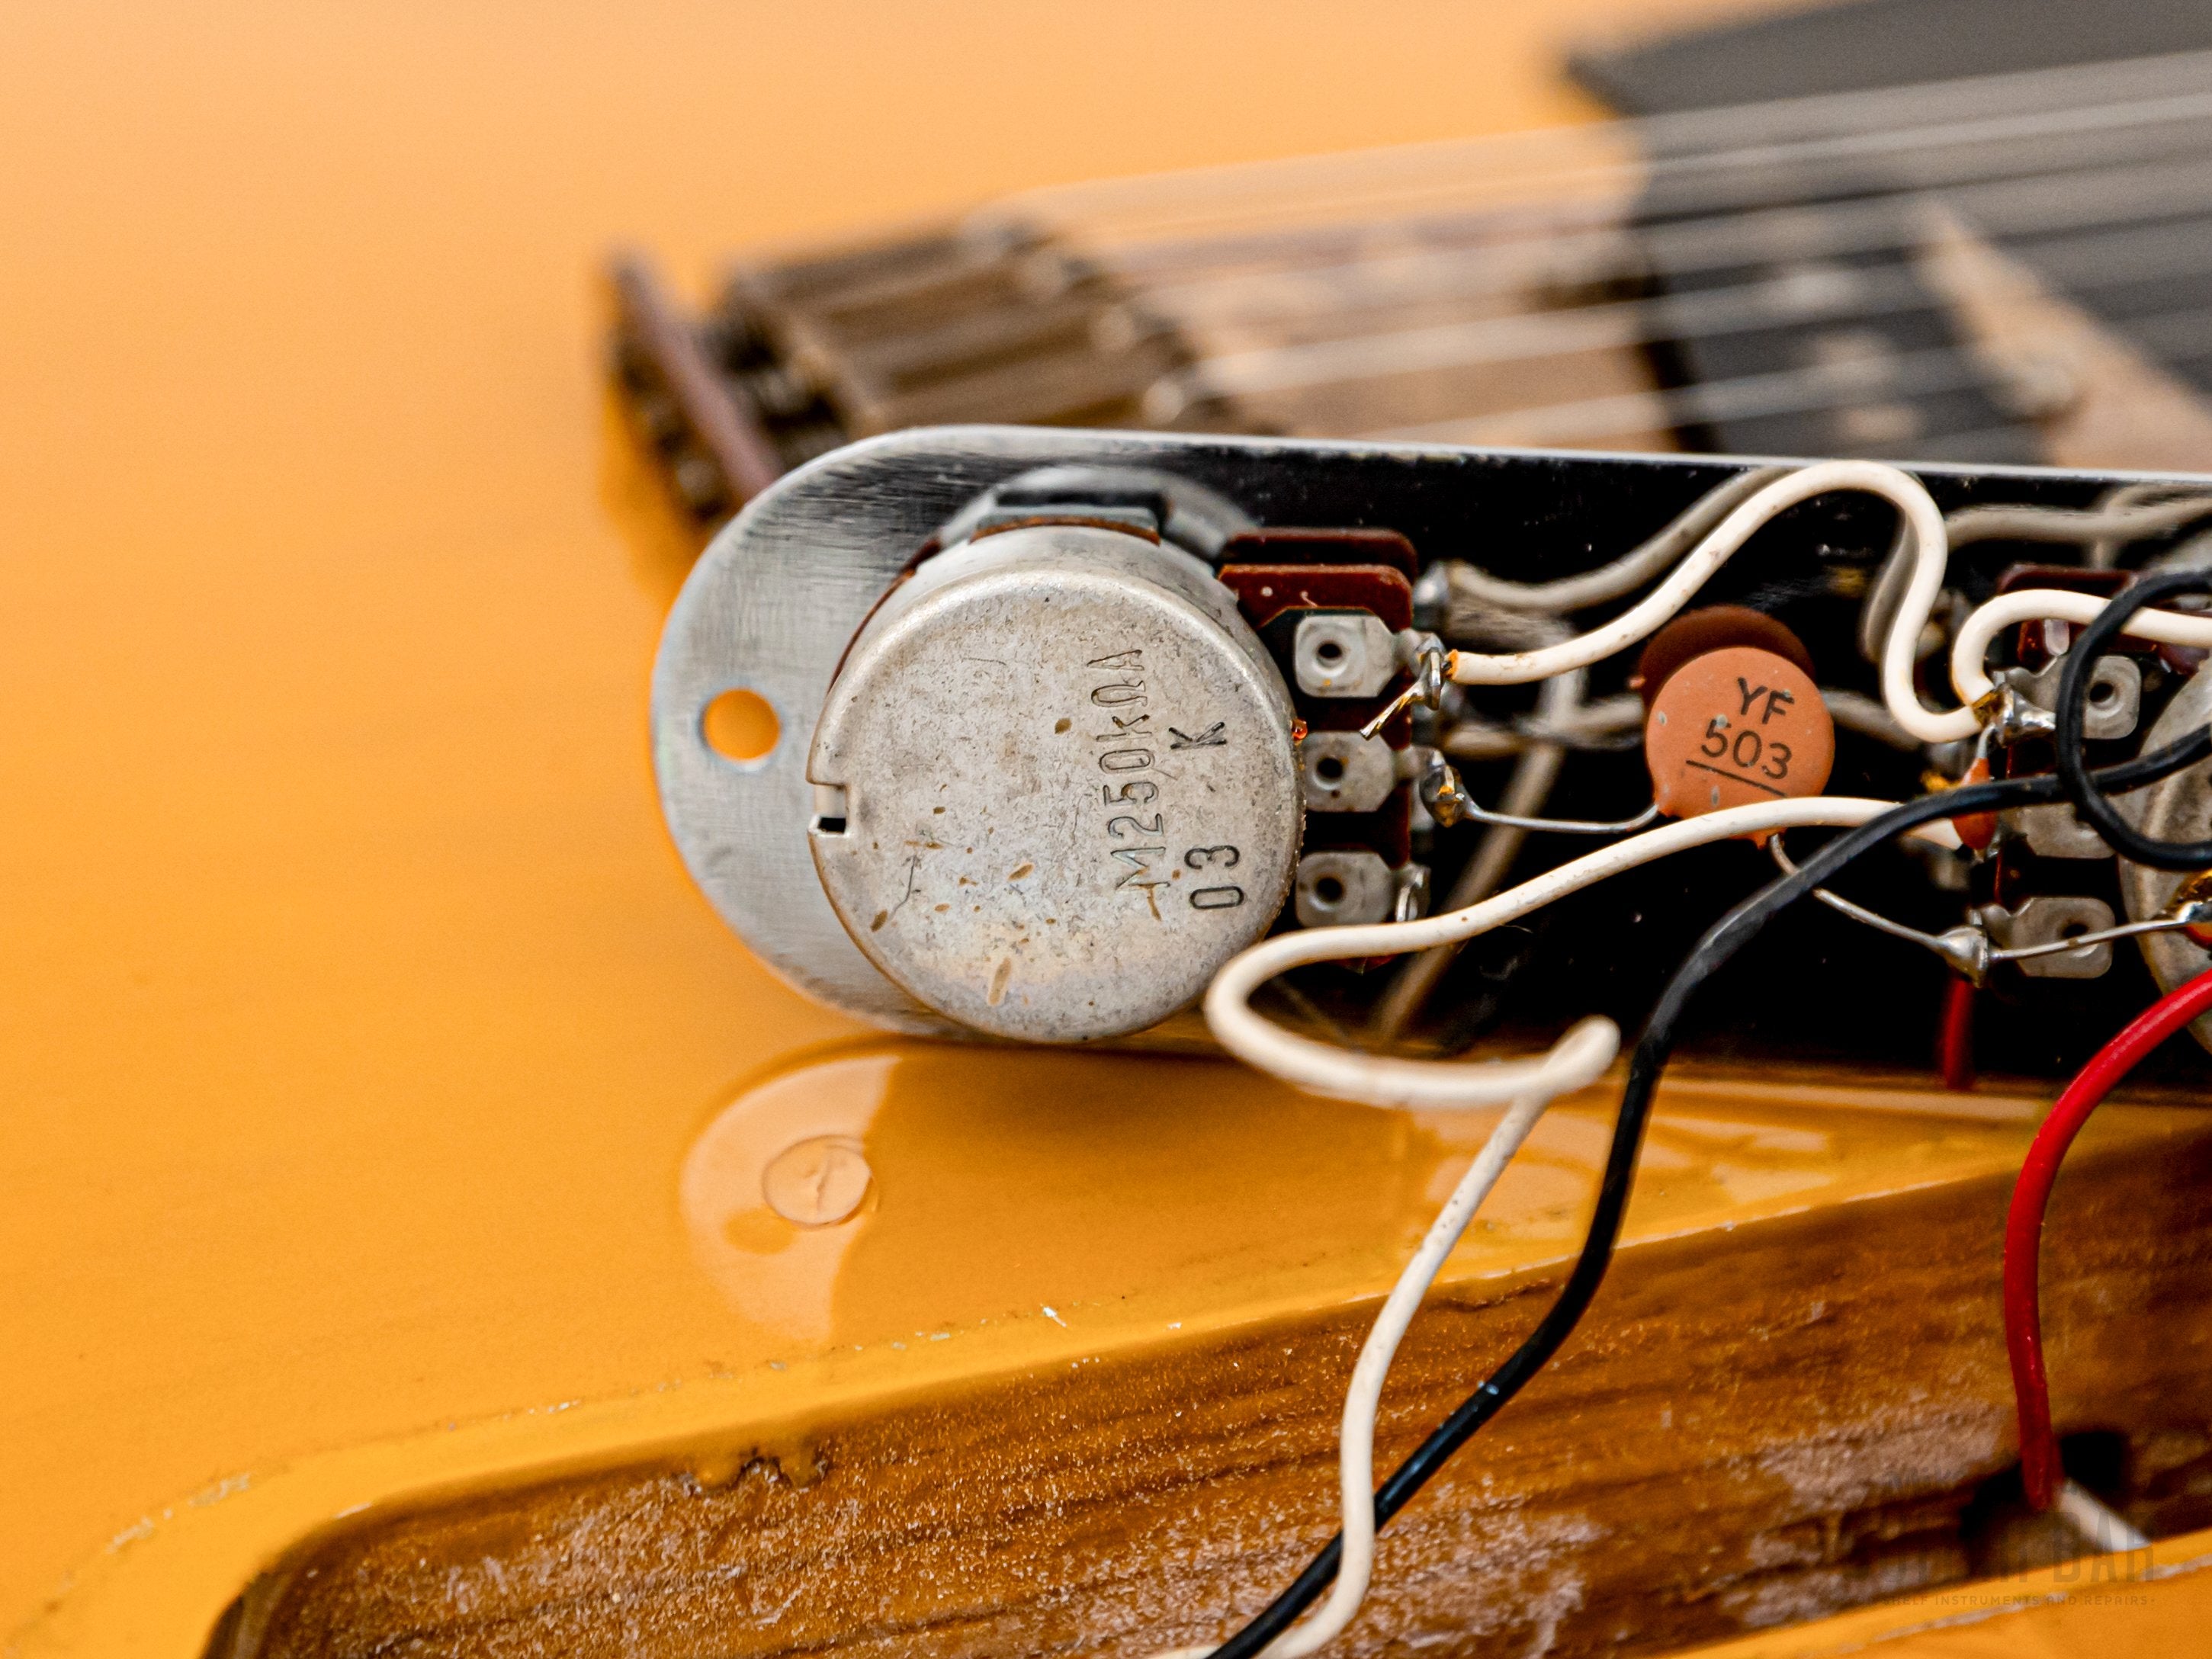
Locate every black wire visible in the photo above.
<box><xmin>2056</xmin><ymin>566</ymin><xmax>2212</xmax><ymax>871</ymax></box>
<box><xmin>1203</xmin><ymin>727</ymin><xmax>2212</xmax><ymax>1659</ymax></box>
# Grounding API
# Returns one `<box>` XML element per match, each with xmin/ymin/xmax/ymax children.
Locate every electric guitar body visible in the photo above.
<box><xmin>12</xmin><ymin>5</ymin><xmax>2212</xmax><ymax>1659</ymax></box>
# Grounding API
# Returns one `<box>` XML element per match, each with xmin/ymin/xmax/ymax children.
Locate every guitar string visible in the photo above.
<box><xmin>1122</xmin><ymin>152</ymin><xmax>2212</xmax><ymax>397</ymax></box>
<box><xmin>860</xmin><ymin>178</ymin><xmax>2212</xmax><ymax>451</ymax></box>
<box><xmin>905</xmin><ymin>162</ymin><xmax>2212</xmax><ymax>451</ymax></box>
<box><xmin>1138</xmin><ymin>213</ymin><xmax>2212</xmax><ymax>419</ymax></box>
<box><xmin>1108</xmin><ymin>179</ymin><xmax>2212</xmax><ymax>351</ymax></box>
<box><xmin>1003</xmin><ymin>63</ymin><xmax>2212</xmax><ymax>447</ymax></box>
<box><xmin>1035</xmin><ymin>95</ymin><xmax>2212</xmax><ymax>300</ymax></box>
<box><xmin>1100</xmin><ymin>88</ymin><xmax>2212</xmax><ymax>308</ymax></box>
<box><xmin>1356</xmin><ymin>305</ymin><xmax>2212</xmax><ymax>451</ymax></box>
<box><xmin>1123</xmin><ymin>177</ymin><xmax>2212</xmax><ymax>448</ymax></box>
<box><xmin>771</xmin><ymin>56</ymin><xmax>2212</xmax><ymax>456</ymax></box>
<box><xmin>994</xmin><ymin>50</ymin><xmax>2212</xmax><ymax>255</ymax></box>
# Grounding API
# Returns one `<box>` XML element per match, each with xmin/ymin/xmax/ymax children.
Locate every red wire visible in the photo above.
<box><xmin>2005</xmin><ymin>965</ymin><xmax>2212</xmax><ymax>1510</ymax></box>
<box><xmin>1939</xmin><ymin>974</ymin><xmax>1976</xmax><ymax>1092</ymax></box>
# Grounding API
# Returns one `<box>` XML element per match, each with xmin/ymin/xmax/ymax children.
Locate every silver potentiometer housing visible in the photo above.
<box><xmin>653</xmin><ymin>434</ymin><xmax>1309</xmax><ymax>1044</ymax></box>
<box><xmin>804</xmin><ymin>521</ymin><xmax>1300</xmax><ymax>1040</ymax></box>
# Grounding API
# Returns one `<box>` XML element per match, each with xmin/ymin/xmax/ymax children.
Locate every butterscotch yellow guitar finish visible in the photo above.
<box><xmin>8</xmin><ymin>4</ymin><xmax>2212</xmax><ymax>1656</ymax></box>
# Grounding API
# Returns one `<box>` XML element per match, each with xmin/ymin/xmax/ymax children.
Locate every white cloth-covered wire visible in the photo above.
<box><xmin>1441</xmin><ymin>465</ymin><xmax>1791</xmax><ymax>615</ymax></box>
<box><xmin>1379</xmin><ymin>664</ymin><xmax>1590</xmax><ymax>1032</ymax></box>
<box><xmin>1206</xmin><ymin>794</ymin><xmax>1957</xmax><ymax>1109</ymax></box>
<box><xmin>1950</xmin><ymin>588</ymin><xmax>2212</xmax><ymax>710</ymax></box>
<box><xmin>1437</xmin><ymin>460</ymin><xmax>2212</xmax><ymax>745</ymax></box>
<box><xmin>1147</xmin><ymin>1077</ymin><xmax>1591</xmax><ymax>1659</ymax></box>
<box><xmin>1440</xmin><ymin>687</ymin><xmax>1914</xmax><ymax>760</ymax></box>
<box><xmin>1286</xmin><ymin>1085</ymin><xmax>1563</xmax><ymax>1657</ymax></box>
<box><xmin>1944</xmin><ymin>486</ymin><xmax>2212</xmax><ymax>565</ymax></box>
<box><xmin>1174</xmin><ymin>793</ymin><xmax>1961</xmax><ymax>1657</ymax></box>
<box><xmin>1437</xmin><ymin>461</ymin><xmax>1972</xmax><ymax>746</ymax></box>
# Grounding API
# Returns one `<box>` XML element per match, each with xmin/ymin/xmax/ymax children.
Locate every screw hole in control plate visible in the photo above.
<box><xmin>1315</xmin><ymin>875</ymin><xmax>1347</xmax><ymax>905</ymax></box>
<box><xmin>1315</xmin><ymin>756</ymin><xmax>1346</xmax><ymax>784</ymax></box>
<box><xmin>702</xmin><ymin>687</ymin><xmax>780</xmax><ymax>766</ymax></box>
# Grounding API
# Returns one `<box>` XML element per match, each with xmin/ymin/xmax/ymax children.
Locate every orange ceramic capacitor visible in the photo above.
<box><xmin>1951</xmin><ymin>756</ymin><xmax>1999</xmax><ymax>852</ymax></box>
<box><xmin>1645</xmin><ymin>644</ymin><xmax>1835</xmax><ymax>822</ymax></box>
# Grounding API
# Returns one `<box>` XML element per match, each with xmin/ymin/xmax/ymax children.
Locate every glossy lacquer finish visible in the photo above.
<box><xmin>10</xmin><ymin>2</ymin><xmax>2212</xmax><ymax>1655</ymax></box>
